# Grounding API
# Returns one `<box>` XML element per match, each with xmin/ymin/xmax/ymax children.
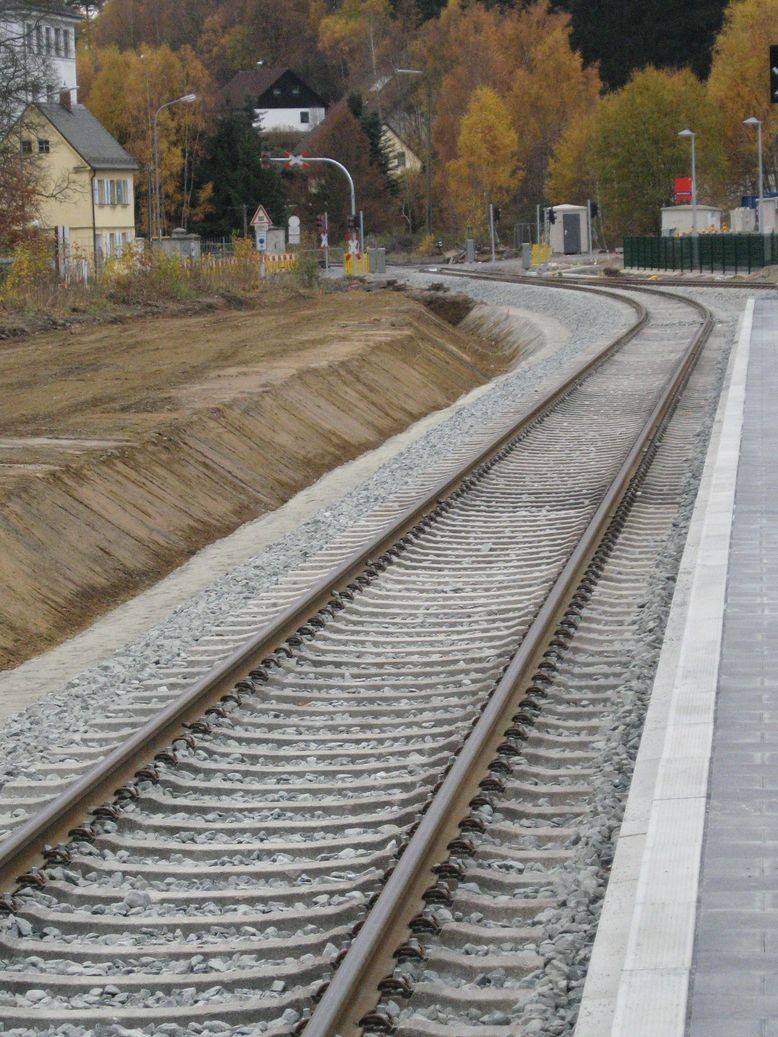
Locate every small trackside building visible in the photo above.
<box><xmin>549</xmin><ymin>204</ymin><xmax>590</xmax><ymax>255</ymax></box>
<box><xmin>17</xmin><ymin>94</ymin><xmax>139</xmax><ymax>266</ymax></box>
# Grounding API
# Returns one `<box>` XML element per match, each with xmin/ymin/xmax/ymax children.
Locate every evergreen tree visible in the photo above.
<box><xmin>551</xmin><ymin>0</ymin><xmax>728</xmax><ymax>89</ymax></box>
<box><xmin>413</xmin><ymin>0</ymin><xmax>446</xmax><ymax>20</ymax></box>
<box><xmin>347</xmin><ymin>92</ymin><xmax>397</xmax><ymax>193</ymax></box>
<box><xmin>191</xmin><ymin>112</ymin><xmax>286</xmax><ymax>239</ymax></box>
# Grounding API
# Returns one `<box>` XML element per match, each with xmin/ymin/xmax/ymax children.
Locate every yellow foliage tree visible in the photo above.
<box><xmin>546</xmin><ymin>106</ymin><xmax>599</xmax><ymax>208</ymax></box>
<box><xmin>707</xmin><ymin>0</ymin><xmax>778</xmax><ymax>202</ymax></box>
<box><xmin>80</xmin><ymin>45</ymin><xmax>213</xmax><ymax>237</ymax></box>
<box><xmin>318</xmin><ymin>0</ymin><xmax>394</xmax><ymax>82</ymax></box>
<box><xmin>502</xmin><ymin>2</ymin><xmax>601</xmax><ymax>209</ymax></box>
<box><xmin>550</xmin><ymin>66</ymin><xmax>725</xmax><ymax>240</ymax></box>
<box><xmin>407</xmin><ymin>1</ymin><xmax>601</xmax><ymax>228</ymax></box>
<box><xmin>446</xmin><ymin>86</ymin><xmax>521</xmax><ymax>233</ymax></box>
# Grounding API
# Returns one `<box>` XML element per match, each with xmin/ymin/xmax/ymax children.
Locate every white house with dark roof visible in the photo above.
<box><xmin>217</xmin><ymin>67</ymin><xmax>326</xmax><ymax>133</ymax></box>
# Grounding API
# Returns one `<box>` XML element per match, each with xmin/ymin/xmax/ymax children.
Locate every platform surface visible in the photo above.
<box><xmin>687</xmin><ymin>295</ymin><xmax>778</xmax><ymax>1037</ymax></box>
<box><xmin>575</xmin><ymin>294</ymin><xmax>778</xmax><ymax>1037</ymax></box>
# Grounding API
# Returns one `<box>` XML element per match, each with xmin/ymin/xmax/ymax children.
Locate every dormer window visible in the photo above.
<box><xmin>292</xmin><ymin>86</ymin><xmax>300</xmax><ymax>96</ymax></box>
<box><xmin>272</xmin><ymin>87</ymin><xmax>281</xmax><ymax>96</ymax></box>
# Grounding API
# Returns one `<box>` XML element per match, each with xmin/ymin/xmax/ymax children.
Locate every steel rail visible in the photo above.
<box><xmin>301</xmin><ymin>282</ymin><xmax>715</xmax><ymax>1037</ymax></box>
<box><xmin>0</xmin><ymin>283</ymin><xmax>647</xmax><ymax>890</ymax></box>
<box><xmin>396</xmin><ymin>261</ymin><xmax>775</xmax><ymax>290</ymax></box>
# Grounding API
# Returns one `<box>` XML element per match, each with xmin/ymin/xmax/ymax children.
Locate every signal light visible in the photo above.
<box><xmin>315</xmin><ymin>214</ymin><xmax>325</xmax><ymax>233</ymax></box>
<box><xmin>260</xmin><ymin>152</ymin><xmax>271</xmax><ymax>170</ymax></box>
<box><xmin>346</xmin><ymin>214</ymin><xmax>356</xmax><ymax>232</ymax></box>
<box><xmin>590</xmin><ymin>202</ymin><xmax>599</xmax><ymax>219</ymax></box>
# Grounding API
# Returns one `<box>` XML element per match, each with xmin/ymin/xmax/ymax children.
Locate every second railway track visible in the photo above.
<box><xmin>0</xmin><ymin>279</ymin><xmax>717</xmax><ymax>1036</ymax></box>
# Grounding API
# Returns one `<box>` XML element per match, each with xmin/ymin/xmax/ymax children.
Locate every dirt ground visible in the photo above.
<box><xmin>0</xmin><ymin>287</ymin><xmax>518</xmax><ymax>670</ymax></box>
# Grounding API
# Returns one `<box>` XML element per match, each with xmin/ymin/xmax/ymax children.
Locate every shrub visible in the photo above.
<box><xmin>293</xmin><ymin>252</ymin><xmax>320</xmax><ymax>289</ymax></box>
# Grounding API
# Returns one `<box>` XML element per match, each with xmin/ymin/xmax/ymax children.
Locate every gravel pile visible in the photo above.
<box><xmin>0</xmin><ymin>275</ymin><xmax>632</xmax><ymax>801</ymax></box>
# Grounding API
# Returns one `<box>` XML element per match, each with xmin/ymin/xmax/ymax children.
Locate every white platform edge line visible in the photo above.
<box><xmin>573</xmin><ymin>296</ymin><xmax>755</xmax><ymax>1037</ymax></box>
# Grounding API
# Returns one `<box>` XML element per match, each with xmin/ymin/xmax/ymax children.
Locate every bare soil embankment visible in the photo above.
<box><xmin>0</xmin><ymin>288</ymin><xmax>520</xmax><ymax>670</ymax></box>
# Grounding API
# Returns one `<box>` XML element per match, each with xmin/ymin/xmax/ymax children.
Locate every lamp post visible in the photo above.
<box><xmin>743</xmin><ymin>116</ymin><xmax>764</xmax><ymax>231</ymax></box>
<box><xmin>395</xmin><ymin>68</ymin><xmax>432</xmax><ymax>237</ymax></box>
<box><xmin>678</xmin><ymin>128</ymin><xmax>697</xmax><ymax>235</ymax></box>
<box><xmin>152</xmin><ymin>93</ymin><xmax>197</xmax><ymax>241</ymax></box>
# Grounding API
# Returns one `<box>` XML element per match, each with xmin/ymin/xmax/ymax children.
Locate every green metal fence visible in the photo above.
<box><xmin>624</xmin><ymin>234</ymin><xmax>776</xmax><ymax>274</ymax></box>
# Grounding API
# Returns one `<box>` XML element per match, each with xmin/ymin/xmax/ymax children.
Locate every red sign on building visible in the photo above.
<box><xmin>674</xmin><ymin>176</ymin><xmax>693</xmax><ymax>203</ymax></box>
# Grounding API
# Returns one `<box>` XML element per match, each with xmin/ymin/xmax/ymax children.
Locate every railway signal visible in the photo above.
<box><xmin>771</xmin><ymin>44</ymin><xmax>778</xmax><ymax>102</ymax></box>
<box><xmin>315</xmin><ymin>213</ymin><xmax>329</xmax><ymax>252</ymax></box>
<box><xmin>547</xmin><ymin>207</ymin><xmax>556</xmax><ymax>224</ymax></box>
<box><xmin>260</xmin><ymin>152</ymin><xmax>271</xmax><ymax>170</ymax></box>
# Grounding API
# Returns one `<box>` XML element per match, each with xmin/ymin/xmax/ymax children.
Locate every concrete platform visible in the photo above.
<box><xmin>576</xmin><ymin>293</ymin><xmax>778</xmax><ymax>1036</ymax></box>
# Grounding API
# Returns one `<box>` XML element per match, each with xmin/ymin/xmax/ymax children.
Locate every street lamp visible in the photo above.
<box><xmin>678</xmin><ymin>128</ymin><xmax>697</xmax><ymax>235</ymax></box>
<box><xmin>743</xmin><ymin>116</ymin><xmax>763</xmax><ymax>231</ymax></box>
<box><xmin>395</xmin><ymin>68</ymin><xmax>432</xmax><ymax>237</ymax></box>
<box><xmin>152</xmin><ymin>92</ymin><xmax>197</xmax><ymax>241</ymax></box>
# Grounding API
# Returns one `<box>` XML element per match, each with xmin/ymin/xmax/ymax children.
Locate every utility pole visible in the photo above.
<box><xmin>489</xmin><ymin>203</ymin><xmax>496</xmax><ymax>263</ymax></box>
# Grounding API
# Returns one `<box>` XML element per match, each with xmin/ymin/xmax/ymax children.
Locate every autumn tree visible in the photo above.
<box><xmin>549</xmin><ymin>66</ymin><xmax>725</xmax><ymax>239</ymax></box>
<box><xmin>282</xmin><ymin>102</ymin><xmax>399</xmax><ymax>239</ymax></box>
<box><xmin>546</xmin><ymin>106</ymin><xmax>599</xmax><ymax>206</ymax></box>
<box><xmin>92</xmin><ymin>0</ymin><xmax>212</xmax><ymax>53</ymax></box>
<box><xmin>446</xmin><ymin>86</ymin><xmax>520</xmax><ymax>233</ymax></box>
<box><xmin>197</xmin><ymin>0</ymin><xmax>337</xmax><ymax>96</ymax></box>
<box><xmin>707</xmin><ymin>0</ymin><xmax>778</xmax><ymax>202</ymax></box>
<box><xmin>80</xmin><ymin>45</ymin><xmax>213</xmax><ymax>235</ymax></box>
<box><xmin>501</xmin><ymin>2</ymin><xmax>600</xmax><ymax>213</ymax></box>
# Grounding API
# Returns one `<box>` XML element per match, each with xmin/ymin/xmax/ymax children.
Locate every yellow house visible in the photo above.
<box><xmin>381</xmin><ymin>123</ymin><xmax>422</xmax><ymax>179</ymax></box>
<box><xmin>18</xmin><ymin>95</ymin><xmax>138</xmax><ymax>267</ymax></box>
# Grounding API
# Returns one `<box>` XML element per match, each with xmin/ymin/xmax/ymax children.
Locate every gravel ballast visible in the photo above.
<box><xmin>0</xmin><ymin>278</ymin><xmax>752</xmax><ymax>1037</ymax></box>
<box><xmin>0</xmin><ymin>275</ymin><xmax>633</xmax><ymax>800</ymax></box>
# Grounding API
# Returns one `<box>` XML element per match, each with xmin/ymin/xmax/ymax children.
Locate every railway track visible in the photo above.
<box><xmin>0</xmin><ymin>280</ymin><xmax>716</xmax><ymax>1036</ymax></box>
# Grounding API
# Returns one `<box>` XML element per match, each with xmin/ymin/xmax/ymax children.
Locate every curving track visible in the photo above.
<box><xmin>0</xmin><ymin>282</ymin><xmax>716</xmax><ymax>1036</ymax></box>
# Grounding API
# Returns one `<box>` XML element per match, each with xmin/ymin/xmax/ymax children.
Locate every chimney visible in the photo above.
<box><xmin>59</xmin><ymin>88</ymin><xmax>72</xmax><ymax>112</ymax></box>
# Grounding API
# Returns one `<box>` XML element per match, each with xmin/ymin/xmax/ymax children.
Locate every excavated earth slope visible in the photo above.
<box><xmin>0</xmin><ymin>288</ymin><xmax>518</xmax><ymax>670</ymax></box>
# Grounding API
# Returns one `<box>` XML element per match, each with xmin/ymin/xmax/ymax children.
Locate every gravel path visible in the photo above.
<box><xmin>0</xmin><ymin>279</ymin><xmax>632</xmax><ymax>806</ymax></box>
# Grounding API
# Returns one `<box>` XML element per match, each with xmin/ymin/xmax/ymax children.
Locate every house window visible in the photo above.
<box><xmin>37</xmin><ymin>139</ymin><xmax>50</xmax><ymax>154</ymax></box>
<box><xmin>55</xmin><ymin>27</ymin><xmax>62</xmax><ymax>55</ymax></box>
<box><xmin>395</xmin><ymin>152</ymin><xmax>406</xmax><ymax>168</ymax></box>
<box><xmin>63</xmin><ymin>29</ymin><xmax>71</xmax><ymax>57</ymax></box>
<box><xmin>25</xmin><ymin>23</ymin><xmax>33</xmax><ymax>53</ymax></box>
<box><xmin>35</xmin><ymin>25</ymin><xmax>43</xmax><ymax>53</ymax></box>
<box><xmin>300</xmin><ymin>111</ymin><xmax>309</xmax><ymax>124</ymax></box>
<box><xmin>292</xmin><ymin>86</ymin><xmax>300</xmax><ymax>96</ymax></box>
<box><xmin>272</xmin><ymin>87</ymin><xmax>281</xmax><ymax>96</ymax></box>
<box><xmin>45</xmin><ymin>26</ymin><xmax>52</xmax><ymax>54</ymax></box>
<box><xmin>21</xmin><ymin>140</ymin><xmax>32</xmax><ymax>155</ymax></box>
<box><xmin>46</xmin><ymin>83</ymin><xmax>55</xmax><ymax>101</ymax></box>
